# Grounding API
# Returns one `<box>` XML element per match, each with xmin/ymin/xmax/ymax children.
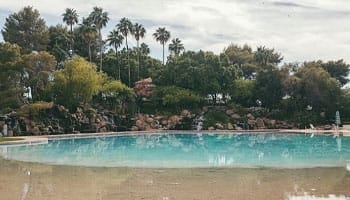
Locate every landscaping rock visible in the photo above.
<box><xmin>226</xmin><ymin>109</ymin><xmax>235</xmax><ymax>116</ymax></box>
<box><xmin>247</xmin><ymin>113</ymin><xmax>255</xmax><ymax>120</ymax></box>
<box><xmin>208</xmin><ymin>126</ymin><xmax>215</xmax><ymax>131</ymax></box>
<box><xmin>231</xmin><ymin>114</ymin><xmax>241</xmax><ymax>120</ymax></box>
<box><xmin>227</xmin><ymin>123</ymin><xmax>234</xmax><ymax>130</ymax></box>
<box><xmin>256</xmin><ymin>118</ymin><xmax>265</xmax><ymax>129</ymax></box>
<box><xmin>215</xmin><ymin>123</ymin><xmax>224</xmax><ymax>130</ymax></box>
<box><xmin>181</xmin><ymin>109</ymin><xmax>191</xmax><ymax>118</ymax></box>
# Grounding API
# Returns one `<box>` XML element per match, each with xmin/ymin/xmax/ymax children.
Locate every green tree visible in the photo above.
<box><xmin>100</xmin><ymin>80</ymin><xmax>135</xmax><ymax>113</ymax></box>
<box><xmin>47</xmin><ymin>24</ymin><xmax>70</xmax><ymax>66</ymax></box>
<box><xmin>117</xmin><ymin>17</ymin><xmax>133</xmax><ymax>87</ymax></box>
<box><xmin>107</xmin><ymin>30</ymin><xmax>124</xmax><ymax>80</ymax></box>
<box><xmin>296</xmin><ymin>65</ymin><xmax>341</xmax><ymax>113</ymax></box>
<box><xmin>153</xmin><ymin>86</ymin><xmax>203</xmax><ymax>111</ymax></box>
<box><xmin>22</xmin><ymin>51</ymin><xmax>57</xmax><ymax>101</ymax></box>
<box><xmin>2</xmin><ymin>6</ymin><xmax>49</xmax><ymax>54</ymax></box>
<box><xmin>153</xmin><ymin>27</ymin><xmax>171</xmax><ymax>65</ymax></box>
<box><xmin>52</xmin><ymin>56</ymin><xmax>104</xmax><ymax>109</ymax></box>
<box><xmin>254</xmin><ymin>69</ymin><xmax>284</xmax><ymax>109</ymax></box>
<box><xmin>254</xmin><ymin>46</ymin><xmax>283</xmax><ymax>69</ymax></box>
<box><xmin>168</xmin><ymin>38</ymin><xmax>184</xmax><ymax>57</ymax></box>
<box><xmin>223</xmin><ymin>44</ymin><xmax>256</xmax><ymax>79</ymax></box>
<box><xmin>133</xmin><ymin>23</ymin><xmax>146</xmax><ymax>80</ymax></box>
<box><xmin>88</xmin><ymin>7</ymin><xmax>109</xmax><ymax>71</ymax></box>
<box><xmin>75</xmin><ymin>18</ymin><xmax>98</xmax><ymax>62</ymax></box>
<box><xmin>62</xmin><ymin>8</ymin><xmax>79</xmax><ymax>50</ymax></box>
<box><xmin>0</xmin><ymin>42</ymin><xmax>25</xmax><ymax>112</ymax></box>
<box><xmin>140</xmin><ymin>43</ymin><xmax>150</xmax><ymax>55</ymax></box>
<box><xmin>321</xmin><ymin>60</ymin><xmax>349</xmax><ymax>86</ymax></box>
<box><xmin>230</xmin><ymin>79</ymin><xmax>255</xmax><ymax>107</ymax></box>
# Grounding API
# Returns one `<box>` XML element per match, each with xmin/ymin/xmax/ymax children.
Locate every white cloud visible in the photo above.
<box><xmin>1</xmin><ymin>0</ymin><xmax>350</xmax><ymax>63</ymax></box>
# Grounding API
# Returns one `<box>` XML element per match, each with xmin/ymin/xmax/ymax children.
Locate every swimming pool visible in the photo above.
<box><xmin>1</xmin><ymin>132</ymin><xmax>350</xmax><ymax>168</ymax></box>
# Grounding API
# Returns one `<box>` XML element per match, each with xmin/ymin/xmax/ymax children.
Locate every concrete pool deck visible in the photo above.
<box><xmin>1</xmin><ymin>129</ymin><xmax>350</xmax><ymax>146</ymax></box>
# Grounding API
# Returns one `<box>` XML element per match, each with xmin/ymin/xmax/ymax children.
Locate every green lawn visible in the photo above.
<box><xmin>0</xmin><ymin>137</ymin><xmax>23</xmax><ymax>143</ymax></box>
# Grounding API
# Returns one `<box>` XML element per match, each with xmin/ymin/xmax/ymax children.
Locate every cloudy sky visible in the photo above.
<box><xmin>0</xmin><ymin>0</ymin><xmax>350</xmax><ymax>63</ymax></box>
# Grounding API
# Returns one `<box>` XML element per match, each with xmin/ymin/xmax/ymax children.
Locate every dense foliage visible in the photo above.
<box><xmin>1</xmin><ymin>6</ymin><xmax>350</xmax><ymax>126</ymax></box>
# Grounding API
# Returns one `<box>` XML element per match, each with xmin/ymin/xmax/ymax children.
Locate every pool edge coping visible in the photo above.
<box><xmin>1</xmin><ymin>129</ymin><xmax>349</xmax><ymax>146</ymax></box>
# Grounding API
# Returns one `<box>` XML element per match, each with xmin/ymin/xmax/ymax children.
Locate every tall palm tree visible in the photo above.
<box><xmin>79</xmin><ymin>18</ymin><xmax>97</xmax><ymax>62</ymax></box>
<box><xmin>169</xmin><ymin>38</ymin><xmax>184</xmax><ymax>57</ymax></box>
<box><xmin>62</xmin><ymin>8</ymin><xmax>78</xmax><ymax>51</ymax></box>
<box><xmin>88</xmin><ymin>7</ymin><xmax>109</xmax><ymax>71</ymax></box>
<box><xmin>153</xmin><ymin>27</ymin><xmax>170</xmax><ymax>65</ymax></box>
<box><xmin>107</xmin><ymin>30</ymin><xmax>124</xmax><ymax>80</ymax></box>
<box><xmin>133</xmin><ymin>23</ymin><xmax>146</xmax><ymax>79</ymax></box>
<box><xmin>117</xmin><ymin>18</ymin><xmax>133</xmax><ymax>86</ymax></box>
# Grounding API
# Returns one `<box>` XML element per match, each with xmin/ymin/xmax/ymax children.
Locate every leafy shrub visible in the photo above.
<box><xmin>16</xmin><ymin>101</ymin><xmax>54</xmax><ymax>118</ymax></box>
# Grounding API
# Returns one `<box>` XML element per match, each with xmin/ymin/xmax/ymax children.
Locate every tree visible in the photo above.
<box><xmin>296</xmin><ymin>64</ymin><xmax>341</xmax><ymax>113</ymax></box>
<box><xmin>62</xmin><ymin>8</ymin><xmax>79</xmax><ymax>50</ymax></box>
<box><xmin>133</xmin><ymin>23</ymin><xmax>146</xmax><ymax>80</ymax></box>
<box><xmin>153</xmin><ymin>86</ymin><xmax>203</xmax><ymax>111</ymax></box>
<box><xmin>254</xmin><ymin>46</ymin><xmax>283</xmax><ymax>69</ymax></box>
<box><xmin>2</xmin><ymin>6</ymin><xmax>49</xmax><ymax>54</ymax></box>
<box><xmin>76</xmin><ymin>17</ymin><xmax>98</xmax><ymax>62</ymax></box>
<box><xmin>168</xmin><ymin>38</ymin><xmax>184</xmax><ymax>57</ymax></box>
<box><xmin>52</xmin><ymin>56</ymin><xmax>104</xmax><ymax>109</ymax></box>
<box><xmin>107</xmin><ymin>30</ymin><xmax>124</xmax><ymax>80</ymax></box>
<box><xmin>153</xmin><ymin>27</ymin><xmax>171</xmax><ymax>65</ymax></box>
<box><xmin>0</xmin><ymin>42</ymin><xmax>25</xmax><ymax>112</ymax></box>
<box><xmin>140</xmin><ymin>43</ymin><xmax>150</xmax><ymax>55</ymax></box>
<box><xmin>117</xmin><ymin>17</ymin><xmax>133</xmax><ymax>86</ymax></box>
<box><xmin>223</xmin><ymin>44</ymin><xmax>256</xmax><ymax>79</ymax></box>
<box><xmin>88</xmin><ymin>7</ymin><xmax>109</xmax><ymax>71</ymax></box>
<box><xmin>100</xmin><ymin>80</ymin><xmax>135</xmax><ymax>113</ymax></box>
<box><xmin>47</xmin><ymin>24</ymin><xmax>70</xmax><ymax>67</ymax></box>
<box><xmin>254</xmin><ymin>69</ymin><xmax>284</xmax><ymax>109</ymax></box>
<box><xmin>22</xmin><ymin>51</ymin><xmax>57</xmax><ymax>101</ymax></box>
<box><xmin>229</xmin><ymin>79</ymin><xmax>255</xmax><ymax>107</ymax></box>
<box><xmin>321</xmin><ymin>60</ymin><xmax>349</xmax><ymax>86</ymax></box>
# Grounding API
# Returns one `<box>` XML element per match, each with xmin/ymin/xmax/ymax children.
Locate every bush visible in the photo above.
<box><xmin>149</xmin><ymin>86</ymin><xmax>204</xmax><ymax>112</ymax></box>
<box><xmin>16</xmin><ymin>101</ymin><xmax>54</xmax><ymax>118</ymax></box>
<box><xmin>203</xmin><ymin>111</ymin><xmax>233</xmax><ymax>129</ymax></box>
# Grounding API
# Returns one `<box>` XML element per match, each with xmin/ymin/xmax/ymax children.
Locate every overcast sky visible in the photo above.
<box><xmin>1</xmin><ymin>0</ymin><xmax>350</xmax><ymax>63</ymax></box>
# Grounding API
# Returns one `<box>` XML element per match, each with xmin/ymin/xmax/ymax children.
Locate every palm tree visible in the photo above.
<box><xmin>153</xmin><ymin>27</ymin><xmax>170</xmax><ymax>65</ymax></box>
<box><xmin>117</xmin><ymin>18</ymin><xmax>133</xmax><ymax>86</ymax></box>
<box><xmin>62</xmin><ymin>8</ymin><xmax>78</xmax><ymax>50</ymax></box>
<box><xmin>107</xmin><ymin>30</ymin><xmax>124</xmax><ymax>80</ymax></box>
<box><xmin>169</xmin><ymin>38</ymin><xmax>184</xmax><ymax>57</ymax></box>
<box><xmin>88</xmin><ymin>7</ymin><xmax>109</xmax><ymax>71</ymax></box>
<box><xmin>133</xmin><ymin>23</ymin><xmax>146</xmax><ymax>79</ymax></box>
<box><xmin>140</xmin><ymin>43</ymin><xmax>150</xmax><ymax>55</ymax></box>
<box><xmin>79</xmin><ymin>18</ymin><xmax>97</xmax><ymax>62</ymax></box>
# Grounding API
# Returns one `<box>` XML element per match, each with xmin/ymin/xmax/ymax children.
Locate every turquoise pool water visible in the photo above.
<box><xmin>1</xmin><ymin>133</ymin><xmax>350</xmax><ymax>168</ymax></box>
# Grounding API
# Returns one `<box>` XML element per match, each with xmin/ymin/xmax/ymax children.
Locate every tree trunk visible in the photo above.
<box><xmin>115</xmin><ymin>45</ymin><xmax>120</xmax><ymax>80</ymax></box>
<box><xmin>137</xmin><ymin>40</ymin><xmax>140</xmax><ymax>80</ymax></box>
<box><xmin>88</xmin><ymin>41</ymin><xmax>92</xmax><ymax>62</ymax></box>
<box><xmin>99</xmin><ymin>29</ymin><xmax>103</xmax><ymax>72</ymax></box>
<box><xmin>126</xmin><ymin>35</ymin><xmax>131</xmax><ymax>87</ymax></box>
<box><xmin>70</xmin><ymin>24</ymin><xmax>73</xmax><ymax>51</ymax></box>
<box><xmin>162</xmin><ymin>43</ymin><xmax>165</xmax><ymax>65</ymax></box>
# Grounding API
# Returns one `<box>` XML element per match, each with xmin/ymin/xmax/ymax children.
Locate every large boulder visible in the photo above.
<box><xmin>134</xmin><ymin>78</ymin><xmax>155</xmax><ymax>97</ymax></box>
<box><xmin>246</xmin><ymin>113</ymin><xmax>255</xmax><ymax>120</ymax></box>
<box><xmin>181</xmin><ymin>109</ymin><xmax>191</xmax><ymax>118</ymax></box>
<box><xmin>208</xmin><ymin>126</ymin><xmax>215</xmax><ymax>131</ymax></box>
<box><xmin>227</xmin><ymin>123</ymin><xmax>234</xmax><ymax>130</ymax></box>
<box><xmin>226</xmin><ymin>109</ymin><xmax>235</xmax><ymax>116</ymax></box>
<box><xmin>215</xmin><ymin>123</ymin><xmax>224</xmax><ymax>130</ymax></box>
<box><xmin>231</xmin><ymin>114</ymin><xmax>241</xmax><ymax>120</ymax></box>
<box><xmin>256</xmin><ymin>118</ymin><xmax>265</xmax><ymax>129</ymax></box>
